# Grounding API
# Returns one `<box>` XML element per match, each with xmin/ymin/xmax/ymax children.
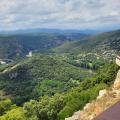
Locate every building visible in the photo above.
<box><xmin>26</xmin><ymin>51</ymin><xmax>32</xmax><ymax>57</ymax></box>
<box><xmin>0</xmin><ymin>60</ymin><xmax>6</xmax><ymax>65</ymax></box>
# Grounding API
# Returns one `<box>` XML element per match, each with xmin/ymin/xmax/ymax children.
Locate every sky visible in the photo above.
<box><xmin>0</xmin><ymin>0</ymin><xmax>120</xmax><ymax>31</ymax></box>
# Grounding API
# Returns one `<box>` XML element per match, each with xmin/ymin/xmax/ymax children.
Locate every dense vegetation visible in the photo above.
<box><xmin>0</xmin><ymin>55</ymin><xmax>93</xmax><ymax>105</ymax></box>
<box><xmin>53</xmin><ymin>30</ymin><xmax>120</xmax><ymax>55</ymax></box>
<box><xmin>53</xmin><ymin>53</ymin><xmax>106</xmax><ymax>70</ymax></box>
<box><xmin>0</xmin><ymin>30</ymin><xmax>120</xmax><ymax>120</ymax></box>
<box><xmin>52</xmin><ymin>30</ymin><xmax>120</xmax><ymax>72</ymax></box>
<box><xmin>0</xmin><ymin>62</ymin><xmax>119</xmax><ymax>120</ymax></box>
<box><xmin>53</xmin><ymin>30</ymin><xmax>120</xmax><ymax>68</ymax></box>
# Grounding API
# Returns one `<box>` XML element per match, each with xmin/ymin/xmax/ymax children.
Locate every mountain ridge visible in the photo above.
<box><xmin>0</xmin><ymin>28</ymin><xmax>104</xmax><ymax>35</ymax></box>
<box><xmin>53</xmin><ymin>30</ymin><xmax>120</xmax><ymax>56</ymax></box>
<box><xmin>0</xmin><ymin>33</ymin><xmax>87</xmax><ymax>59</ymax></box>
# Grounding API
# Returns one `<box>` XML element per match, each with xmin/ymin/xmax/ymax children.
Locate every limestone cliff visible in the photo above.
<box><xmin>114</xmin><ymin>70</ymin><xmax>120</xmax><ymax>89</ymax></box>
<box><xmin>65</xmin><ymin>69</ymin><xmax>120</xmax><ymax>120</ymax></box>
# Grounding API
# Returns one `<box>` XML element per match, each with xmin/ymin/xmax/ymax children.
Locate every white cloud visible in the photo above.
<box><xmin>0</xmin><ymin>0</ymin><xmax>120</xmax><ymax>30</ymax></box>
<box><xmin>110</xmin><ymin>11</ymin><xmax>119</xmax><ymax>16</ymax></box>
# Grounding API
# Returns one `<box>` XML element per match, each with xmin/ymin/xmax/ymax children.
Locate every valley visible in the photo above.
<box><xmin>0</xmin><ymin>0</ymin><xmax>120</xmax><ymax>119</ymax></box>
<box><xmin>0</xmin><ymin>33</ymin><xmax>87</xmax><ymax>59</ymax></box>
<box><xmin>0</xmin><ymin>29</ymin><xmax>120</xmax><ymax>120</ymax></box>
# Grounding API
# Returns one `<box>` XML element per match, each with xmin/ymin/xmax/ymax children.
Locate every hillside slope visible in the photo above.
<box><xmin>53</xmin><ymin>30</ymin><xmax>120</xmax><ymax>58</ymax></box>
<box><xmin>0</xmin><ymin>54</ymin><xmax>92</xmax><ymax>105</ymax></box>
<box><xmin>66</xmin><ymin>64</ymin><xmax>120</xmax><ymax>120</ymax></box>
<box><xmin>0</xmin><ymin>62</ymin><xmax>119</xmax><ymax>120</ymax></box>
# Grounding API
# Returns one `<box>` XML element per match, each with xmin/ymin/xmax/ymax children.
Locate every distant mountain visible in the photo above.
<box><xmin>53</xmin><ymin>30</ymin><xmax>120</xmax><ymax>59</ymax></box>
<box><xmin>0</xmin><ymin>28</ymin><xmax>101</xmax><ymax>35</ymax></box>
<box><xmin>0</xmin><ymin>32</ymin><xmax>87</xmax><ymax>59</ymax></box>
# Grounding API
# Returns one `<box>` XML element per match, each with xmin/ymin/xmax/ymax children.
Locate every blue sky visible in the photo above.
<box><xmin>0</xmin><ymin>0</ymin><xmax>120</xmax><ymax>30</ymax></box>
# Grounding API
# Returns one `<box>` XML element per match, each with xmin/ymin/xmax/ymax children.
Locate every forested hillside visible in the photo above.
<box><xmin>0</xmin><ymin>0</ymin><xmax>120</xmax><ymax>119</ymax></box>
<box><xmin>52</xmin><ymin>30</ymin><xmax>120</xmax><ymax>71</ymax></box>
<box><xmin>0</xmin><ymin>62</ymin><xmax>119</xmax><ymax>120</ymax></box>
<box><xmin>0</xmin><ymin>54</ymin><xmax>93</xmax><ymax>105</ymax></box>
<box><xmin>53</xmin><ymin>30</ymin><xmax>120</xmax><ymax>56</ymax></box>
<box><xmin>0</xmin><ymin>33</ymin><xmax>86</xmax><ymax>59</ymax></box>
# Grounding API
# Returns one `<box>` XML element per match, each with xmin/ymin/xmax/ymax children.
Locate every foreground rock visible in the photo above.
<box><xmin>114</xmin><ymin>70</ymin><xmax>120</xmax><ymax>89</ymax></box>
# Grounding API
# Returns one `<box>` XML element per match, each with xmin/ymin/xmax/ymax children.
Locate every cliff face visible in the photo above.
<box><xmin>65</xmin><ymin>68</ymin><xmax>120</xmax><ymax>120</ymax></box>
<box><xmin>116</xmin><ymin>57</ymin><xmax>120</xmax><ymax>66</ymax></box>
<box><xmin>114</xmin><ymin>70</ymin><xmax>120</xmax><ymax>89</ymax></box>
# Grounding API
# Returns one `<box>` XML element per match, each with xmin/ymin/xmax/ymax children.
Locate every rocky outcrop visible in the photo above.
<box><xmin>116</xmin><ymin>57</ymin><xmax>120</xmax><ymax>66</ymax></box>
<box><xmin>65</xmin><ymin>68</ymin><xmax>120</xmax><ymax>120</ymax></box>
<box><xmin>1</xmin><ymin>64</ymin><xmax>19</xmax><ymax>74</ymax></box>
<box><xmin>0</xmin><ymin>64</ymin><xmax>20</xmax><ymax>79</ymax></box>
<box><xmin>9</xmin><ymin>72</ymin><xmax>18</xmax><ymax>79</ymax></box>
<box><xmin>65</xmin><ymin>111</ymin><xmax>80</xmax><ymax>120</ymax></box>
<box><xmin>114</xmin><ymin>70</ymin><xmax>120</xmax><ymax>89</ymax></box>
<box><xmin>97</xmin><ymin>89</ymin><xmax>107</xmax><ymax>100</ymax></box>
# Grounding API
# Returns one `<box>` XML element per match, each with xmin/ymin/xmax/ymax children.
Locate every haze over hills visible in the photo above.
<box><xmin>0</xmin><ymin>28</ymin><xmax>106</xmax><ymax>35</ymax></box>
